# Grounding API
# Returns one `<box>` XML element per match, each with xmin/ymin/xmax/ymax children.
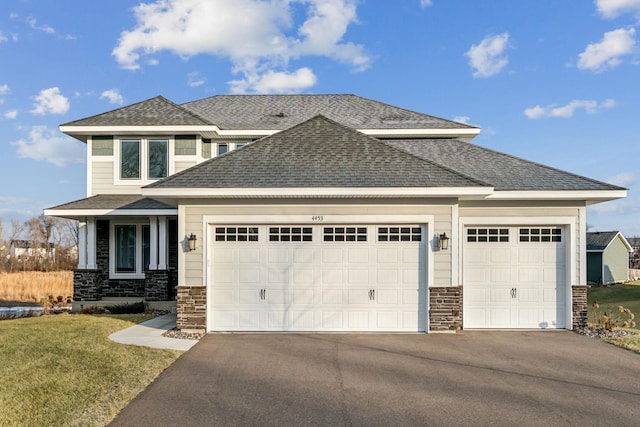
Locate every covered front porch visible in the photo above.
<box><xmin>44</xmin><ymin>195</ymin><xmax>179</xmax><ymax>311</ymax></box>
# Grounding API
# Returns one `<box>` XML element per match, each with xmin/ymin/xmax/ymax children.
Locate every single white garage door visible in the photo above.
<box><xmin>463</xmin><ymin>226</ymin><xmax>566</xmax><ymax>329</ymax></box>
<box><xmin>208</xmin><ymin>224</ymin><xmax>427</xmax><ymax>332</ymax></box>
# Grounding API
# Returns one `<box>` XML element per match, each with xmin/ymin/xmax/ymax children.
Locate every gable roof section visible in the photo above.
<box><xmin>61</xmin><ymin>96</ymin><xmax>212</xmax><ymax>127</ymax></box>
<box><xmin>145</xmin><ymin>115</ymin><xmax>489</xmax><ymax>193</ymax></box>
<box><xmin>386</xmin><ymin>139</ymin><xmax>624</xmax><ymax>192</ymax></box>
<box><xmin>44</xmin><ymin>195</ymin><xmax>178</xmax><ymax>218</ymax></box>
<box><xmin>587</xmin><ymin>231</ymin><xmax>632</xmax><ymax>252</ymax></box>
<box><xmin>180</xmin><ymin>94</ymin><xmax>476</xmax><ymax>131</ymax></box>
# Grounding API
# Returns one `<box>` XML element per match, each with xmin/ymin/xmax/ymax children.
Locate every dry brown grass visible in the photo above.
<box><xmin>0</xmin><ymin>271</ymin><xmax>72</xmax><ymax>306</ymax></box>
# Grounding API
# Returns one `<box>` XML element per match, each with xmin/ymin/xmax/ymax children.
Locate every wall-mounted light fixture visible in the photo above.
<box><xmin>439</xmin><ymin>232</ymin><xmax>450</xmax><ymax>251</ymax></box>
<box><xmin>188</xmin><ymin>233</ymin><xmax>197</xmax><ymax>251</ymax></box>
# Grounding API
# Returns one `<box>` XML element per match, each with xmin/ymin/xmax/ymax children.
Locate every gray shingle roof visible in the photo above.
<box><xmin>179</xmin><ymin>94</ymin><xmax>475</xmax><ymax>130</ymax></box>
<box><xmin>61</xmin><ymin>96</ymin><xmax>211</xmax><ymax>127</ymax></box>
<box><xmin>587</xmin><ymin>231</ymin><xmax>620</xmax><ymax>251</ymax></box>
<box><xmin>47</xmin><ymin>195</ymin><xmax>176</xmax><ymax>211</ymax></box>
<box><xmin>385</xmin><ymin>139</ymin><xmax>623</xmax><ymax>191</ymax></box>
<box><xmin>147</xmin><ymin>115</ymin><xmax>487</xmax><ymax>189</ymax></box>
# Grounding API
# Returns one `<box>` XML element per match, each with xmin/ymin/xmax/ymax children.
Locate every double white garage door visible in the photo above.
<box><xmin>463</xmin><ymin>226</ymin><xmax>567</xmax><ymax>329</ymax></box>
<box><xmin>209</xmin><ymin>224</ymin><xmax>427</xmax><ymax>332</ymax></box>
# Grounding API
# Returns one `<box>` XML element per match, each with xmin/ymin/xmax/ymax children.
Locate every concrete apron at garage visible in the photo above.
<box><xmin>109</xmin><ymin>331</ymin><xmax>640</xmax><ymax>426</ymax></box>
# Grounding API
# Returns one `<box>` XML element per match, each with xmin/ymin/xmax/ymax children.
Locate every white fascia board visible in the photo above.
<box><xmin>485</xmin><ymin>190</ymin><xmax>627</xmax><ymax>202</ymax></box>
<box><xmin>60</xmin><ymin>125</ymin><xmax>221</xmax><ymax>135</ymax></box>
<box><xmin>358</xmin><ymin>128</ymin><xmax>480</xmax><ymax>138</ymax></box>
<box><xmin>44</xmin><ymin>208</ymin><xmax>178</xmax><ymax>218</ymax></box>
<box><xmin>142</xmin><ymin>186</ymin><xmax>494</xmax><ymax>198</ymax></box>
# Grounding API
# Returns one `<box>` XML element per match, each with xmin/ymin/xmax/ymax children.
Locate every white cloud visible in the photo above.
<box><xmin>524</xmin><ymin>99</ymin><xmax>616</xmax><ymax>119</ymax></box>
<box><xmin>4</xmin><ymin>110</ymin><xmax>18</xmax><ymax>119</ymax></box>
<box><xmin>0</xmin><ymin>84</ymin><xmax>8</xmax><ymax>96</ymax></box>
<box><xmin>30</xmin><ymin>87</ymin><xmax>70</xmax><ymax>115</ymax></box>
<box><xmin>577</xmin><ymin>28</ymin><xmax>636</xmax><ymax>72</ymax></box>
<box><xmin>187</xmin><ymin>71</ymin><xmax>206</xmax><ymax>87</ymax></box>
<box><xmin>11</xmin><ymin>126</ymin><xmax>85</xmax><ymax>167</ymax></box>
<box><xmin>0</xmin><ymin>31</ymin><xmax>7</xmax><ymax>43</ymax></box>
<box><xmin>100</xmin><ymin>89</ymin><xmax>124</xmax><ymax>105</ymax></box>
<box><xmin>465</xmin><ymin>33</ymin><xmax>510</xmax><ymax>78</ymax></box>
<box><xmin>452</xmin><ymin>116</ymin><xmax>470</xmax><ymax>124</ymax></box>
<box><xmin>26</xmin><ymin>16</ymin><xmax>55</xmax><ymax>34</ymax></box>
<box><xmin>420</xmin><ymin>0</ymin><xmax>433</xmax><ymax>7</ymax></box>
<box><xmin>229</xmin><ymin>67</ymin><xmax>317</xmax><ymax>94</ymax></box>
<box><xmin>596</xmin><ymin>0</ymin><xmax>640</xmax><ymax>18</ymax></box>
<box><xmin>112</xmin><ymin>0</ymin><xmax>371</xmax><ymax>93</ymax></box>
<box><xmin>606</xmin><ymin>171</ymin><xmax>635</xmax><ymax>187</ymax></box>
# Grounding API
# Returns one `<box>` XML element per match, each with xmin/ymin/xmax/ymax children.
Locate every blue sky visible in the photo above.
<box><xmin>1</xmin><ymin>0</ymin><xmax>639</xmax><ymax>236</ymax></box>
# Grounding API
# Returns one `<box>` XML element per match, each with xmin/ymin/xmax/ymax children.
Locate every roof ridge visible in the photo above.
<box><xmin>349</xmin><ymin>94</ymin><xmax>479</xmax><ymax>130</ymax></box>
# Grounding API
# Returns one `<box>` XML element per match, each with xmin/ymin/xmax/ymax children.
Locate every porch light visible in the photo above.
<box><xmin>188</xmin><ymin>233</ymin><xmax>197</xmax><ymax>251</ymax></box>
<box><xmin>439</xmin><ymin>232</ymin><xmax>450</xmax><ymax>251</ymax></box>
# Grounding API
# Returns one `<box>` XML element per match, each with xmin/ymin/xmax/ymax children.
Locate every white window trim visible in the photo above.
<box><xmin>109</xmin><ymin>221</ymin><xmax>147</xmax><ymax>280</ymax></box>
<box><xmin>113</xmin><ymin>136</ymin><xmax>175</xmax><ymax>186</ymax></box>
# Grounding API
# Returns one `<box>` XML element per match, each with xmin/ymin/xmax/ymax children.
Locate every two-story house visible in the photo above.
<box><xmin>45</xmin><ymin>94</ymin><xmax>626</xmax><ymax>332</ymax></box>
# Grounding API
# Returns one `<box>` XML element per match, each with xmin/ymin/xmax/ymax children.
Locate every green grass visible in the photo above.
<box><xmin>587</xmin><ymin>282</ymin><xmax>640</xmax><ymax>353</ymax></box>
<box><xmin>0</xmin><ymin>314</ymin><xmax>182</xmax><ymax>426</ymax></box>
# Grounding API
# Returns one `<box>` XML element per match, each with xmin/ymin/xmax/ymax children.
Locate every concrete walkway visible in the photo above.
<box><xmin>108</xmin><ymin>313</ymin><xmax>199</xmax><ymax>351</ymax></box>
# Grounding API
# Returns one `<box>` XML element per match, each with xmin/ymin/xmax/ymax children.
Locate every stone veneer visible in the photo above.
<box><xmin>73</xmin><ymin>270</ymin><xmax>103</xmax><ymax>301</ymax></box>
<box><xmin>429</xmin><ymin>286</ymin><xmax>462</xmax><ymax>331</ymax></box>
<box><xmin>177</xmin><ymin>286</ymin><xmax>206</xmax><ymax>331</ymax></box>
<box><xmin>572</xmin><ymin>285</ymin><xmax>588</xmax><ymax>329</ymax></box>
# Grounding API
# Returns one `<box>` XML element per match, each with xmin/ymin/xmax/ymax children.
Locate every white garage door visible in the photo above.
<box><xmin>208</xmin><ymin>224</ymin><xmax>427</xmax><ymax>332</ymax></box>
<box><xmin>463</xmin><ymin>226</ymin><xmax>566</xmax><ymax>329</ymax></box>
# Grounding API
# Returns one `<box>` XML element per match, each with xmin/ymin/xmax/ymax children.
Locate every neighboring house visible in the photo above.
<box><xmin>45</xmin><ymin>94</ymin><xmax>627</xmax><ymax>332</ymax></box>
<box><xmin>625</xmin><ymin>236</ymin><xmax>640</xmax><ymax>268</ymax></box>
<box><xmin>9</xmin><ymin>240</ymin><xmax>55</xmax><ymax>261</ymax></box>
<box><xmin>586</xmin><ymin>231</ymin><xmax>632</xmax><ymax>285</ymax></box>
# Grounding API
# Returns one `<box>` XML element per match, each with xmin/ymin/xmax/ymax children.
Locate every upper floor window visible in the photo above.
<box><xmin>148</xmin><ymin>139</ymin><xmax>168</xmax><ymax>179</ymax></box>
<box><xmin>119</xmin><ymin>138</ymin><xmax>168</xmax><ymax>181</ymax></box>
<box><xmin>217</xmin><ymin>143</ymin><xmax>228</xmax><ymax>156</ymax></box>
<box><xmin>121</xmin><ymin>139</ymin><xmax>140</xmax><ymax>179</ymax></box>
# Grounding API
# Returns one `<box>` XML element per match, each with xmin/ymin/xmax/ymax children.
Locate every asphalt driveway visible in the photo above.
<box><xmin>109</xmin><ymin>331</ymin><xmax>640</xmax><ymax>426</ymax></box>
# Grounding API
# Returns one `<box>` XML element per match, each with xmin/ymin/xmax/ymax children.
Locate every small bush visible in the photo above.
<box><xmin>80</xmin><ymin>306</ymin><xmax>107</xmax><ymax>315</ymax></box>
<box><xmin>592</xmin><ymin>300</ymin><xmax>636</xmax><ymax>331</ymax></box>
<box><xmin>104</xmin><ymin>301</ymin><xmax>146</xmax><ymax>314</ymax></box>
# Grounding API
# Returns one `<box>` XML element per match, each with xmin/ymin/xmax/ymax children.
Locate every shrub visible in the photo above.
<box><xmin>104</xmin><ymin>301</ymin><xmax>146</xmax><ymax>314</ymax></box>
<box><xmin>592</xmin><ymin>300</ymin><xmax>636</xmax><ymax>331</ymax></box>
<box><xmin>80</xmin><ymin>305</ymin><xmax>107</xmax><ymax>315</ymax></box>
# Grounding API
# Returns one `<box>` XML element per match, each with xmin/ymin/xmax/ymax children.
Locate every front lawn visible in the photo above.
<box><xmin>0</xmin><ymin>314</ymin><xmax>181</xmax><ymax>426</ymax></box>
<box><xmin>587</xmin><ymin>282</ymin><xmax>640</xmax><ymax>352</ymax></box>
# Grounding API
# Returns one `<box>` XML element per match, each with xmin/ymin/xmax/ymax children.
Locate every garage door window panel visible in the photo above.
<box><xmin>519</xmin><ymin>228</ymin><xmax>562</xmax><ymax>242</ymax></box>
<box><xmin>324</xmin><ymin>226</ymin><xmax>367</xmax><ymax>242</ymax></box>
<box><xmin>215</xmin><ymin>227</ymin><xmax>259</xmax><ymax>242</ymax></box>
<box><xmin>467</xmin><ymin>228</ymin><xmax>509</xmax><ymax>243</ymax></box>
<box><xmin>378</xmin><ymin>226</ymin><xmax>422</xmax><ymax>242</ymax></box>
<box><xmin>269</xmin><ymin>226</ymin><xmax>313</xmax><ymax>242</ymax></box>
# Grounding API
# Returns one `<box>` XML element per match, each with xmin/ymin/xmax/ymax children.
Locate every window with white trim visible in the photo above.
<box><xmin>467</xmin><ymin>228</ymin><xmax>509</xmax><ymax>243</ymax></box>
<box><xmin>519</xmin><ymin>228</ymin><xmax>562</xmax><ymax>242</ymax></box>
<box><xmin>118</xmin><ymin>137</ymin><xmax>169</xmax><ymax>182</ymax></box>
<box><xmin>110</xmin><ymin>223</ymin><xmax>150</xmax><ymax>278</ymax></box>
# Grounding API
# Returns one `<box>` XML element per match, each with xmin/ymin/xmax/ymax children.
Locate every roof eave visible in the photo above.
<box><xmin>484</xmin><ymin>189</ymin><xmax>627</xmax><ymax>203</ymax></box>
<box><xmin>60</xmin><ymin>125</ymin><xmax>224</xmax><ymax>143</ymax></box>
